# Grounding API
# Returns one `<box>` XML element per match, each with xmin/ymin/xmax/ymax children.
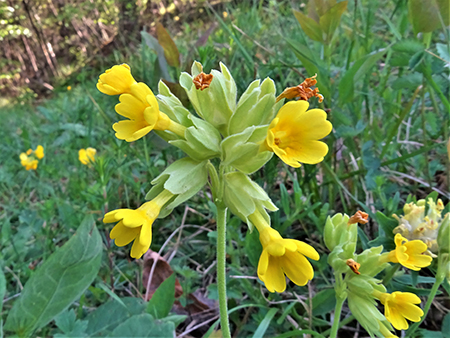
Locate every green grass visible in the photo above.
<box><xmin>0</xmin><ymin>0</ymin><xmax>449</xmax><ymax>337</ymax></box>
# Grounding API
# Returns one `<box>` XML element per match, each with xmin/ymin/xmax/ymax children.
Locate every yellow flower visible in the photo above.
<box><xmin>79</xmin><ymin>147</ymin><xmax>97</xmax><ymax>165</ymax></box>
<box><xmin>20</xmin><ymin>153</ymin><xmax>38</xmax><ymax>170</ymax></box>
<box><xmin>376</xmin><ymin>291</ymin><xmax>423</xmax><ymax>330</ymax></box>
<box><xmin>20</xmin><ymin>145</ymin><xmax>44</xmax><ymax>170</ymax></box>
<box><xmin>103</xmin><ymin>190</ymin><xmax>173</xmax><ymax>259</ymax></box>
<box><xmin>34</xmin><ymin>145</ymin><xmax>44</xmax><ymax>159</ymax></box>
<box><xmin>263</xmin><ymin>100</ymin><xmax>332</xmax><ymax>167</ymax></box>
<box><xmin>97</xmin><ymin>64</ymin><xmax>136</xmax><ymax>95</ymax></box>
<box><xmin>383</xmin><ymin>234</ymin><xmax>432</xmax><ymax>270</ymax></box>
<box><xmin>67</xmin><ymin>86</ymin><xmax>72</xmax><ymax>91</ymax></box>
<box><xmin>256</xmin><ymin>227</ymin><xmax>319</xmax><ymax>292</ymax></box>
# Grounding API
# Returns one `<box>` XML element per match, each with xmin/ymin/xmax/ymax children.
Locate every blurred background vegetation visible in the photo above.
<box><xmin>0</xmin><ymin>0</ymin><xmax>449</xmax><ymax>337</ymax></box>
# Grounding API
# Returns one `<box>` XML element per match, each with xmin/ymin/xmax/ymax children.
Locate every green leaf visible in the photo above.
<box><xmin>319</xmin><ymin>1</ymin><xmax>348</xmax><ymax>42</ymax></box>
<box><xmin>312</xmin><ymin>288</ymin><xmax>336</xmax><ymax>316</ymax></box>
<box><xmin>146</xmin><ymin>273</ymin><xmax>176</xmax><ymax>319</ymax></box>
<box><xmin>408</xmin><ymin>0</ymin><xmax>450</xmax><ymax>34</ymax></box>
<box><xmin>156</xmin><ymin>22</ymin><xmax>180</xmax><ymax>68</ymax></box>
<box><xmin>85</xmin><ymin>298</ymin><xmax>146</xmax><ymax>336</ymax></box>
<box><xmin>339</xmin><ymin>49</ymin><xmax>387</xmax><ymax>104</ymax></box>
<box><xmin>293</xmin><ymin>9</ymin><xmax>323</xmax><ymax>42</ymax></box>
<box><xmin>442</xmin><ymin>313</ymin><xmax>450</xmax><ymax>338</ymax></box>
<box><xmin>109</xmin><ymin>314</ymin><xmax>175</xmax><ymax>338</ymax></box>
<box><xmin>141</xmin><ymin>30</ymin><xmax>172</xmax><ymax>81</ymax></box>
<box><xmin>4</xmin><ymin>216</ymin><xmax>102</xmax><ymax>337</ymax></box>
<box><xmin>280</xmin><ymin>183</ymin><xmax>290</xmax><ymax>217</ymax></box>
<box><xmin>245</xmin><ymin>225</ymin><xmax>262</xmax><ymax>268</ymax></box>
<box><xmin>252</xmin><ymin>308</ymin><xmax>277</xmax><ymax>338</ymax></box>
<box><xmin>392</xmin><ymin>39</ymin><xmax>425</xmax><ymax>54</ymax></box>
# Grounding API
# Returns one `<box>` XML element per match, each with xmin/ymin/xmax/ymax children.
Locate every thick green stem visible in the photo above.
<box><xmin>382</xmin><ymin>263</ymin><xmax>400</xmax><ymax>286</ymax></box>
<box><xmin>216</xmin><ymin>202</ymin><xmax>231</xmax><ymax>338</ymax></box>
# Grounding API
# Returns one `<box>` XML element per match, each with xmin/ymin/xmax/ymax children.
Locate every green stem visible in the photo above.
<box><xmin>330</xmin><ymin>274</ymin><xmax>346</xmax><ymax>338</ymax></box>
<box><xmin>406</xmin><ymin>254</ymin><xmax>446</xmax><ymax>337</ymax></box>
<box><xmin>424</xmin><ymin>70</ymin><xmax>450</xmax><ymax>115</ymax></box>
<box><xmin>216</xmin><ymin>202</ymin><xmax>231</xmax><ymax>338</ymax></box>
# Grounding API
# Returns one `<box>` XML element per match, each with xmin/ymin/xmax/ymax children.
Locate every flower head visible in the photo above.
<box><xmin>20</xmin><ymin>145</ymin><xmax>44</xmax><ymax>170</ymax></box>
<box><xmin>393</xmin><ymin>198</ymin><xmax>447</xmax><ymax>252</ymax></box>
<box><xmin>79</xmin><ymin>147</ymin><xmax>97</xmax><ymax>165</ymax></box>
<box><xmin>97</xmin><ymin>64</ymin><xmax>136</xmax><ymax>95</ymax></box>
<box><xmin>385</xmin><ymin>233</ymin><xmax>432</xmax><ymax>270</ymax></box>
<box><xmin>377</xmin><ymin>291</ymin><xmax>423</xmax><ymax>330</ymax></box>
<box><xmin>257</xmin><ymin>226</ymin><xmax>319</xmax><ymax>292</ymax></box>
<box><xmin>264</xmin><ymin>101</ymin><xmax>332</xmax><ymax>168</ymax></box>
<box><xmin>103</xmin><ymin>190</ymin><xmax>173</xmax><ymax>259</ymax></box>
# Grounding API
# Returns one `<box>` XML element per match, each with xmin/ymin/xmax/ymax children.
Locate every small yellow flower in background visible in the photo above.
<box><xmin>67</xmin><ymin>86</ymin><xmax>72</xmax><ymax>91</ymax></box>
<box><xmin>103</xmin><ymin>190</ymin><xmax>173</xmax><ymax>259</ymax></box>
<box><xmin>382</xmin><ymin>233</ymin><xmax>432</xmax><ymax>270</ymax></box>
<box><xmin>79</xmin><ymin>147</ymin><xmax>97</xmax><ymax>165</ymax></box>
<box><xmin>97</xmin><ymin>64</ymin><xmax>136</xmax><ymax>96</ymax></box>
<box><xmin>263</xmin><ymin>100</ymin><xmax>332</xmax><ymax>168</ymax></box>
<box><xmin>20</xmin><ymin>145</ymin><xmax>44</xmax><ymax>170</ymax></box>
<box><xmin>98</xmin><ymin>64</ymin><xmax>186</xmax><ymax>142</ymax></box>
<box><xmin>374</xmin><ymin>291</ymin><xmax>423</xmax><ymax>330</ymax></box>
<box><xmin>249</xmin><ymin>210</ymin><xmax>319</xmax><ymax>293</ymax></box>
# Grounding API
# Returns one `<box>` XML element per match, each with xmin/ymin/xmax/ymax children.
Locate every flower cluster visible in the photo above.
<box><xmin>324</xmin><ymin>211</ymin><xmax>434</xmax><ymax>337</ymax></box>
<box><xmin>20</xmin><ymin>145</ymin><xmax>44</xmax><ymax>171</ymax></box>
<box><xmin>98</xmin><ymin>62</ymin><xmax>332</xmax><ymax>291</ymax></box>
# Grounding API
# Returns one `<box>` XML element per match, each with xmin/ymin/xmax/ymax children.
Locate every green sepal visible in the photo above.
<box><xmin>170</xmin><ymin>115</ymin><xmax>221</xmax><ymax>161</ymax></box>
<box><xmin>155</xmin><ymin>80</ymin><xmax>193</xmax><ymax>142</ymax></box>
<box><xmin>324</xmin><ymin>213</ymin><xmax>358</xmax><ymax>253</ymax></box>
<box><xmin>228</xmin><ymin>77</ymin><xmax>279</xmax><ymax>135</ymax></box>
<box><xmin>146</xmin><ymin>158</ymin><xmax>208</xmax><ymax>218</ymax></box>
<box><xmin>223</xmin><ymin>172</ymin><xmax>277</xmax><ymax>231</ymax></box>
<box><xmin>221</xmin><ymin>125</ymin><xmax>273</xmax><ymax>174</ymax></box>
<box><xmin>180</xmin><ymin>61</ymin><xmax>236</xmax><ymax>136</ymax></box>
<box><xmin>355</xmin><ymin>246</ymin><xmax>389</xmax><ymax>277</ymax></box>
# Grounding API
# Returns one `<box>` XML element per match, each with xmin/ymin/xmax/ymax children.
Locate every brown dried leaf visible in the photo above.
<box><xmin>142</xmin><ymin>250</ymin><xmax>183</xmax><ymax>301</ymax></box>
<box><xmin>156</xmin><ymin>22</ymin><xmax>180</xmax><ymax>68</ymax></box>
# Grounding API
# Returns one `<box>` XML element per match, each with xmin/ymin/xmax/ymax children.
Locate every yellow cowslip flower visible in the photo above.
<box><xmin>79</xmin><ymin>147</ymin><xmax>97</xmax><ymax>165</ymax></box>
<box><xmin>97</xmin><ymin>64</ymin><xmax>136</xmax><ymax>95</ymax></box>
<box><xmin>381</xmin><ymin>233</ymin><xmax>432</xmax><ymax>271</ymax></box>
<box><xmin>263</xmin><ymin>100</ymin><xmax>332</xmax><ymax>168</ymax></box>
<box><xmin>373</xmin><ymin>290</ymin><xmax>423</xmax><ymax>330</ymax></box>
<box><xmin>67</xmin><ymin>86</ymin><xmax>72</xmax><ymax>91</ymax></box>
<box><xmin>103</xmin><ymin>190</ymin><xmax>173</xmax><ymax>259</ymax></box>
<box><xmin>98</xmin><ymin>65</ymin><xmax>186</xmax><ymax>142</ymax></box>
<box><xmin>249</xmin><ymin>210</ymin><xmax>319</xmax><ymax>293</ymax></box>
<box><xmin>20</xmin><ymin>145</ymin><xmax>44</xmax><ymax>170</ymax></box>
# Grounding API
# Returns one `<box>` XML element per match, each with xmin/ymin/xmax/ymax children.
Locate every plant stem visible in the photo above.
<box><xmin>382</xmin><ymin>263</ymin><xmax>399</xmax><ymax>286</ymax></box>
<box><xmin>406</xmin><ymin>253</ymin><xmax>448</xmax><ymax>337</ymax></box>
<box><xmin>330</xmin><ymin>274</ymin><xmax>346</xmax><ymax>338</ymax></box>
<box><xmin>216</xmin><ymin>202</ymin><xmax>231</xmax><ymax>338</ymax></box>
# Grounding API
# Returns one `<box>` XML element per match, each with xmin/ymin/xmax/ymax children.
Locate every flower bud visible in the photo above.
<box><xmin>223</xmin><ymin>172</ymin><xmax>277</xmax><ymax>231</ymax></box>
<box><xmin>146</xmin><ymin>157</ymin><xmax>208</xmax><ymax>218</ymax></box>
<box><xmin>221</xmin><ymin>125</ymin><xmax>273</xmax><ymax>174</ymax></box>
<box><xmin>180</xmin><ymin>61</ymin><xmax>236</xmax><ymax>136</ymax></box>
<box><xmin>324</xmin><ymin>213</ymin><xmax>358</xmax><ymax>252</ymax></box>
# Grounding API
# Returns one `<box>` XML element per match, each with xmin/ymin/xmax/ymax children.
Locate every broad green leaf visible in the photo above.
<box><xmin>339</xmin><ymin>49</ymin><xmax>387</xmax><ymax>104</ymax></box>
<box><xmin>146</xmin><ymin>273</ymin><xmax>176</xmax><ymax>319</ymax></box>
<box><xmin>319</xmin><ymin>1</ymin><xmax>347</xmax><ymax>42</ymax></box>
<box><xmin>252</xmin><ymin>308</ymin><xmax>277</xmax><ymax>338</ymax></box>
<box><xmin>392</xmin><ymin>39</ymin><xmax>425</xmax><ymax>54</ymax></box>
<box><xmin>442</xmin><ymin>313</ymin><xmax>450</xmax><ymax>338</ymax></box>
<box><xmin>4</xmin><ymin>216</ymin><xmax>102</xmax><ymax>337</ymax></box>
<box><xmin>109</xmin><ymin>314</ymin><xmax>175</xmax><ymax>338</ymax></box>
<box><xmin>408</xmin><ymin>0</ymin><xmax>450</xmax><ymax>34</ymax></box>
<box><xmin>436</xmin><ymin>43</ymin><xmax>450</xmax><ymax>63</ymax></box>
<box><xmin>293</xmin><ymin>9</ymin><xmax>323</xmax><ymax>42</ymax></box>
<box><xmin>85</xmin><ymin>298</ymin><xmax>146</xmax><ymax>336</ymax></box>
<box><xmin>312</xmin><ymin>288</ymin><xmax>336</xmax><ymax>316</ymax></box>
<box><xmin>156</xmin><ymin>22</ymin><xmax>180</xmax><ymax>68</ymax></box>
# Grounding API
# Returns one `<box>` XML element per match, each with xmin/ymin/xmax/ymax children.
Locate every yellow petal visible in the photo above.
<box><xmin>35</xmin><ymin>145</ymin><xmax>44</xmax><ymax>159</ymax></box>
<box><xmin>110</xmin><ymin>221</ymin><xmax>139</xmax><ymax>246</ymax></box>
<box><xmin>295</xmin><ymin>109</ymin><xmax>333</xmax><ymax>141</ymax></box>
<box><xmin>139</xmin><ymin>221</ymin><xmax>152</xmax><ymax>247</ymax></box>
<box><xmin>130</xmin><ymin>82</ymin><xmax>153</xmax><ymax>103</ymax></box>
<box><xmin>112</xmin><ymin>120</ymin><xmax>151</xmax><ymax>142</ymax></box>
<box><xmin>130</xmin><ymin>231</ymin><xmax>150</xmax><ymax>258</ymax></box>
<box><xmin>276</xmin><ymin>101</ymin><xmax>309</xmax><ymax>123</ymax></box>
<box><xmin>281</xmin><ymin>251</ymin><xmax>313</xmax><ymax>286</ymax></box>
<box><xmin>295</xmin><ymin>241</ymin><xmax>320</xmax><ymax>260</ymax></box>
<box><xmin>115</xmin><ymin>94</ymin><xmax>147</xmax><ymax>120</ymax></box>
<box><xmin>285</xmin><ymin>140</ymin><xmax>329</xmax><ymax>165</ymax></box>
<box><xmin>257</xmin><ymin>250</ymin><xmax>270</xmax><ymax>277</ymax></box>
<box><xmin>114</xmin><ymin>209</ymin><xmax>146</xmax><ymax>228</ymax></box>
<box><xmin>79</xmin><ymin>149</ymin><xmax>88</xmax><ymax>165</ymax></box>
<box><xmin>97</xmin><ymin>64</ymin><xmax>135</xmax><ymax>95</ymax></box>
<box><xmin>263</xmin><ymin>256</ymin><xmax>286</xmax><ymax>293</ymax></box>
